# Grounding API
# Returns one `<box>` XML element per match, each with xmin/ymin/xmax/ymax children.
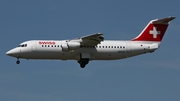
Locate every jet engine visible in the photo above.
<box><xmin>61</xmin><ymin>42</ymin><xmax>81</xmax><ymax>51</ymax></box>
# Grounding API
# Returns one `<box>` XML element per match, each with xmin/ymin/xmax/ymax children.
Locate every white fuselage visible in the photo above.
<box><xmin>9</xmin><ymin>40</ymin><xmax>158</xmax><ymax>61</ymax></box>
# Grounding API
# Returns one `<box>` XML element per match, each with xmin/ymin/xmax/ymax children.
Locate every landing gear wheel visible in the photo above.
<box><xmin>78</xmin><ymin>58</ymin><xmax>89</xmax><ymax>68</ymax></box>
<box><xmin>16</xmin><ymin>58</ymin><xmax>20</xmax><ymax>64</ymax></box>
<box><xmin>80</xmin><ymin>64</ymin><xmax>86</xmax><ymax>68</ymax></box>
<box><xmin>16</xmin><ymin>60</ymin><xmax>20</xmax><ymax>64</ymax></box>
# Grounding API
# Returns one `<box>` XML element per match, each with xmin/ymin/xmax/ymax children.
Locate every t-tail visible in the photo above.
<box><xmin>132</xmin><ymin>16</ymin><xmax>175</xmax><ymax>52</ymax></box>
<box><xmin>132</xmin><ymin>16</ymin><xmax>175</xmax><ymax>42</ymax></box>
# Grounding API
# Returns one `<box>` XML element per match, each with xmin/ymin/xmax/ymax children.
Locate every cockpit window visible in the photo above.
<box><xmin>18</xmin><ymin>44</ymin><xmax>27</xmax><ymax>47</ymax></box>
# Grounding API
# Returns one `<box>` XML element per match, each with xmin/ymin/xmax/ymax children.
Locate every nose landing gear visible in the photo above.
<box><xmin>16</xmin><ymin>58</ymin><xmax>20</xmax><ymax>64</ymax></box>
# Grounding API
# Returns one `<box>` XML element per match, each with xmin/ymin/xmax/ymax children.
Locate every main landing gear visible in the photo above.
<box><xmin>16</xmin><ymin>58</ymin><xmax>20</xmax><ymax>64</ymax></box>
<box><xmin>78</xmin><ymin>58</ymin><xmax>89</xmax><ymax>68</ymax></box>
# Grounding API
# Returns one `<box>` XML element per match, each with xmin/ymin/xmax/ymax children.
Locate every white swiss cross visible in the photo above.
<box><xmin>150</xmin><ymin>27</ymin><xmax>160</xmax><ymax>38</ymax></box>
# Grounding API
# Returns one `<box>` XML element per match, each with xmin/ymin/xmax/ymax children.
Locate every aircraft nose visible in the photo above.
<box><xmin>6</xmin><ymin>50</ymin><xmax>13</xmax><ymax>56</ymax></box>
<box><xmin>6</xmin><ymin>48</ymin><xmax>21</xmax><ymax>57</ymax></box>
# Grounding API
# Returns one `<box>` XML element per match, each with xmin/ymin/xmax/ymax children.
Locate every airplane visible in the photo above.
<box><xmin>6</xmin><ymin>16</ymin><xmax>175</xmax><ymax>68</ymax></box>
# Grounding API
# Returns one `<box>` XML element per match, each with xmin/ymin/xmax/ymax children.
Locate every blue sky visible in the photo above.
<box><xmin>1</xmin><ymin>0</ymin><xmax>180</xmax><ymax>101</ymax></box>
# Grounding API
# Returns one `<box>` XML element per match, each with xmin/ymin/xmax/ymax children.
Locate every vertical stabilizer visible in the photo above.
<box><xmin>132</xmin><ymin>17</ymin><xmax>175</xmax><ymax>42</ymax></box>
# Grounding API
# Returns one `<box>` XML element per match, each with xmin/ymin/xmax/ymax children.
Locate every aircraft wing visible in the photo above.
<box><xmin>73</xmin><ymin>33</ymin><xmax>104</xmax><ymax>46</ymax></box>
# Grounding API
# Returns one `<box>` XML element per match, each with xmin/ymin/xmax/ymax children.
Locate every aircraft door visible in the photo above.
<box><xmin>126</xmin><ymin>43</ymin><xmax>131</xmax><ymax>53</ymax></box>
<box><xmin>31</xmin><ymin>41</ymin><xmax>37</xmax><ymax>51</ymax></box>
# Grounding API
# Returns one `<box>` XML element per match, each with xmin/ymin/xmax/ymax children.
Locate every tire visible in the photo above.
<box><xmin>16</xmin><ymin>60</ymin><xmax>20</xmax><ymax>64</ymax></box>
<box><xmin>80</xmin><ymin>64</ymin><xmax>85</xmax><ymax>68</ymax></box>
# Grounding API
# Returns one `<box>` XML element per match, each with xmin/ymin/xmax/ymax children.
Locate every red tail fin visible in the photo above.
<box><xmin>132</xmin><ymin>17</ymin><xmax>175</xmax><ymax>42</ymax></box>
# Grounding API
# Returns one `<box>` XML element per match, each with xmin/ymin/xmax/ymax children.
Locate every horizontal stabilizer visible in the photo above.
<box><xmin>153</xmin><ymin>16</ymin><xmax>175</xmax><ymax>24</ymax></box>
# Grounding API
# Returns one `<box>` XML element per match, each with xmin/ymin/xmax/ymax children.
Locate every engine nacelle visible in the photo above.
<box><xmin>61</xmin><ymin>42</ymin><xmax>81</xmax><ymax>52</ymax></box>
